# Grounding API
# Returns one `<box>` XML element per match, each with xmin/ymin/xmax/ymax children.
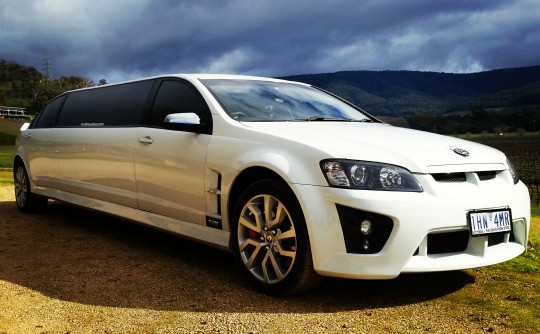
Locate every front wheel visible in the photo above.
<box><xmin>231</xmin><ymin>179</ymin><xmax>322</xmax><ymax>296</ymax></box>
<box><xmin>14</xmin><ymin>163</ymin><xmax>47</xmax><ymax>213</ymax></box>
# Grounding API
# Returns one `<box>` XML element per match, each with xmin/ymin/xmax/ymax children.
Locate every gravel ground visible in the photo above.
<box><xmin>0</xmin><ymin>185</ymin><xmax>524</xmax><ymax>333</ymax></box>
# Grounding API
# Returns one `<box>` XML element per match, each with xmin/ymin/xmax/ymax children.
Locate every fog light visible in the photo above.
<box><xmin>336</xmin><ymin>205</ymin><xmax>394</xmax><ymax>254</ymax></box>
<box><xmin>362</xmin><ymin>239</ymin><xmax>370</xmax><ymax>250</ymax></box>
<box><xmin>360</xmin><ymin>219</ymin><xmax>372</xmax><ymax>235</ymax></box>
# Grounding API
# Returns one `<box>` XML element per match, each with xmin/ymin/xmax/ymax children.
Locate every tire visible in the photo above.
<box><xmin>231</xmin><ymin>179</ymin><xmax>322</xmax><ymax>296</ymax></box>
<box><xmin>14</xmin><ymin>163</ymin><xmax>47</xmax><ymax>213</ymax></box>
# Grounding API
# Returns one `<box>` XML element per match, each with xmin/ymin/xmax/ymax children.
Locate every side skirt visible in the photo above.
<box><xmin>32</xmin><ymin>186</ymin><xmax>231</xmax><ymax>251</ymax></box>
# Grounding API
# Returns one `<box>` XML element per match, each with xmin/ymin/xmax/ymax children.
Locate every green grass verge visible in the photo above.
<box><xmin>496</xmin><ymin>206</ymin><xmax>540</xmax><ymax>274</ymax></box>
<box><xmin>0</xmin><ymin>170</ymin><xmax>12</xmax><ymax>185</ymax></box>
<box><xmin>0</xmin><ymin>118</ymin><xmax>27</xmax><ymax>145</ymax></box>
<box><xmin>453</xmin><ymin>131</ymin><xmax>540</xmax><ymax>140</ymax></box>
<box><xmin>444</xmin><ymin>209</ymin><xmax>540</xmax><ymax>332</ymax></box>
<box><xmin>0</xmin><ymin>145</ymin><xmax>15</xmax><ymax>169</ymax></box>
<box><xmin>0</xmin><ymin>144</ymin><xmax>13</xmax><ymax>184</ymax></box>
<box><xmin>0</xmin><ymin>119</ymin><xmax>22</xmax><ymax>171</ymax></box>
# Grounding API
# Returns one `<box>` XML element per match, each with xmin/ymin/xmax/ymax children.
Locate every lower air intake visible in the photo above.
<box><xmin>427</xmin><ymin>230</ymin><xmax>469</xmax><ymax>254</ymax></box>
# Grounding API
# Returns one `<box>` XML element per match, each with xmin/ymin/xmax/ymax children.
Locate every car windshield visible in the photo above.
<box><xmin>201</xmin><ymin>79</ymin><xmax>372</xmax><ymax>122</ymax></box>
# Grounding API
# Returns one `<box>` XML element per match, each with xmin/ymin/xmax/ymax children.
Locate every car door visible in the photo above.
<box><xmin>20</xmin><ymin>94</ymin><xmax>65</xmax><ymax>188</ymax></box>
<box><xmin>46</xmin><ymin>80</ymin><xmax>154</xmax><ymax>208</ymax></box>
<box><xmin>134</xmin><ymin>79</ymin><xmax>211</xmax><ymax>225</ymax></box>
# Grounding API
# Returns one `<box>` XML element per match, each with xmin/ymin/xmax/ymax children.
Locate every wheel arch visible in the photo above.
<box><xmin>12</xmin><ymin>154</ymin><xmax>48</xmax><ymax>213</ymax></box>
<box><xmin>227</xmin><ymin>167</ymin><xmax>286</xmax><ymax>231</ymax></box>
<box><xmin>13</xmin><ymin>155</ymin><xmax>25</xmax><ymax>175</ymax></box>
<box><xmin>226</xmin><ymin>171</ymin><xmax>323</xmax><ymax>294</ymax></box>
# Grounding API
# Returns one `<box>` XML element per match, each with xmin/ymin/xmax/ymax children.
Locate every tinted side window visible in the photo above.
<box><xmin>32</xmin><ymin>94</ymin><xmax>66</xmax><ymax>128</ymax></box>
<box><xmin>56</xmin><ymin>80</ymin><xmax>154</xmax><ymax>127</ymax></box>
<box><xmin>147</xmin><ymin>80</ymin><xmax>211</xmax><ymax>127</ymax></box>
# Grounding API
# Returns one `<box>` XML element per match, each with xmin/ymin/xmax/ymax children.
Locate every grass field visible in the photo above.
<box><xmin>0</xmin><ymin>145</ymin><xmax>14</xmax><ymax>184</ymax></box>
<box><xmin>0</xmin><ymin>145</ymin><xmax>14</xmax><ymax>166</ymax></box>
<box><xmin>0</xmin><ymin>171</ymin><xmax>11</xmax><ymax>185</ymax></box>
<box><xmin>0</xmin><ymin>118</ymin><xmax>26</xmax><ymax>145</ymax></box>
<box><xmin>0</xmin><ymin>119</ymin><xmax>23</xmax><ymax>183</ymax></box>
<box><xmin>0</xmin><ymin>118</ymin><xmax>22</xmax><ymax>180</ymax></box>
<box><xmin>454</xmin><ymin>131</ymin><xmax>540</xmax><ymax>140</ymax></box>
<box><xmin>453</xmin><ymin>207</ymin><xmax>540</xmax><ymax>331</ymax></box>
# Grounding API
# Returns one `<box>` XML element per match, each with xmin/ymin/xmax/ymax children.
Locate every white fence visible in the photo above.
<box><xmin>0</xmin><ymin>106</ymin><xmax>32</xmax><ymax>119</ymax></box>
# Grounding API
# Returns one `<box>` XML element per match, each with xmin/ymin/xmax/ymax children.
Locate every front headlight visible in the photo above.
<box><xmin>506</xmin><ymin>158</ymin><xmax>519</xmax><ymax>184</ymax></box>
<box><xmin>321</xmin><ymin>160</ymin><xmax>423</xmax><ymax>192</ymax></box>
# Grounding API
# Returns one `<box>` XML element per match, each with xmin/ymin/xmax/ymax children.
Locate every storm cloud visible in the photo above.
<box><xmin>1</xmin><ymin>0</ymin><xmax>539</xmax><ymax>83</ymax></box>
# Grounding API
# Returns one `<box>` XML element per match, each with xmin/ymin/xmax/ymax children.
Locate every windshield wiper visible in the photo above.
<box><xmin>309</xmin><ymin>116</ymin><xmax>348</xmax><ymax>121</ymax></box>
<box><xmin>286</xmin><ymin>116</ymin><xmax>375</xmax><ymax>122</ymax></box>
<box><xmin>287</xmin><ymin>117</ymin><xmax>350</xmax><ymax>122</ymax></box>
<box><xmin>288</xmin><ymin>116</ymin><xmax>374</xmax><ymax>122</ymax></box>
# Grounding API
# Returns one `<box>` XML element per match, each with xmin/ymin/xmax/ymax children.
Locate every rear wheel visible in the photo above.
<box><xmin>231</xmin><ymin>179</ymin><xmax>322</xmax><ymax>295</ymax></box>
<box><xmin>14</xmin><ymin>164</ymin><xmax>47</xmax><ymax>213</ymax></box>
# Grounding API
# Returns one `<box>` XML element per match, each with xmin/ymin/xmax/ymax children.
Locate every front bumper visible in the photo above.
<box><xmin>293</xmin><ymin>172</ymin><xmax>530</xmax><ymax>279</ymax></box>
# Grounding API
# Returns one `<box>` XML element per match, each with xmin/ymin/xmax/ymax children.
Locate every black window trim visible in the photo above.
<box><xmin>30</xmin><ymin>77</ymin><xmax>214</xmax><ymax>133</ymax></box>
<box><xmin>142</xmin><ymin>77</ymin><xmax>213</xmax><ymax>135</ymax></box>
<box><xmin>30</xmin><ymin>93</ymin><xmax>67</xmax><ymax>129</ymax></box>
<box><xmin>53</xmin><ymin>79</ymin><xmax>156</xmax><ymax>128</ymax></box>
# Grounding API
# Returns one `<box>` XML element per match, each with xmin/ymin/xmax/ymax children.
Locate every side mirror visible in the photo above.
<box><xmin>163</xmin><ymin>113</ymin><xmax>208</xmax><ymax>133</ymax></box>
<box><xmin>20</xmin><ymin>123</ymin><xmax>31</xmax><ymax>131</ymax></box>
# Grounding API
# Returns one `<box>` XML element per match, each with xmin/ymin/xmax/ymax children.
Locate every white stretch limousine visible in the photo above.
<box><xmin>14</xmin><ymin>74</ymin><xmax>531</xmax><ymax>295</ymax></box>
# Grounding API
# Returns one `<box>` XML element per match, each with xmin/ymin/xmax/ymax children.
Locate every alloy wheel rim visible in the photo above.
<box><xmin>237</xmin><ymin>194</ymin><xmax>297</xmax><ymax>284</ymax></box>
<box><xmin>15</xmin><ymin>167</ymin><xmax>27</xmax><ymax>207</ymax></box>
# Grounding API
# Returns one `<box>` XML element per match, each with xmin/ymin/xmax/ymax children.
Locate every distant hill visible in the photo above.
<box><xmin>282</xmin><ymin>66</ymin><xmax>540</xmax><ymax>116</ymax></box>
<box><xmin>0</xmin><ymin>60</ymin><xmax>42</xmax><ymax>110</ymax></box>
<box><xmin>0</xmin><ymin>59</ymin><xmax>95</xmax><ymax>114</ymax></box>
<box><xmin>3</xmin><ymin>58</ymin><xmax>540</xmax><ymax>117</ymax></box>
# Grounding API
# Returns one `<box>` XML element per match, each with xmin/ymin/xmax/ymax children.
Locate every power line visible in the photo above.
<box><xmin>41</xmin><ymin>58</ymin><xmax>52</xmax><ymax>79</ymax></box>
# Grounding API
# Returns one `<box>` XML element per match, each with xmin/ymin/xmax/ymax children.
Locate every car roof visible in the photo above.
<box><xmin>65</xmin><ymin>74</ymin><xmax>308</xmax><ymax>94</ymax></box>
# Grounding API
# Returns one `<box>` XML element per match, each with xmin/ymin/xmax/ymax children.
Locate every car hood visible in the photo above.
<box><xmin>242</xmin><ymin>122</ymin><xmax>507</xmax><ymax>173</ymax></box>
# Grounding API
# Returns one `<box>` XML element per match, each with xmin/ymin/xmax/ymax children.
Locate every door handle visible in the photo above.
<box><xmin>23</xmin><ymin>133</ymin><xmax>32</xmax><ymax>138</ymax></box>
<box><xmin>138</xmin><ymin>136</ymin><xmax>153</xmax><ymax>144</ymax></box>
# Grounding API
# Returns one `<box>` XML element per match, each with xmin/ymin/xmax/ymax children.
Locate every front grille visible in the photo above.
<box><xmin>477</xmin><ymin>171</ymin><xmax>497</xmax><ymax>181</ymax></box>
<box><xmin>414</xmin><ymin>230</ymin><xmax>514</xmax><ymax>256</ymax></box>
<box><xmin>431</xmin><ymin>170</ymin><xmax>500</xmax><ymax>183</ymax></box>
<box><xmin>432</xmin><ymin>172</ymin><xmax>466</xmax><ymax>183</ymax></box>
<box><xmin>488</xmin><ymin>233</ymin><xmax>505</xmax><ymax>246</ymax></box>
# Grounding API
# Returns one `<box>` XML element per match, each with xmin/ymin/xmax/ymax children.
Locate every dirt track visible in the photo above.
<box><xmin>0</xmin><ymin>185</ymin><xmax>523</xmax><ymax>333</ymax></box>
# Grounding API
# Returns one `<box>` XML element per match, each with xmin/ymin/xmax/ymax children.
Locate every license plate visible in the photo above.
<box><xmin>468</xmin><ymin>208</ymin><xmax>512</xmax><ymax>236</ymax></box>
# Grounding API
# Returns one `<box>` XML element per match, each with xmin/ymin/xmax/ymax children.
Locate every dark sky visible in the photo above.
<box><xmin>2</xmin><ymin>0</ymin><xmax>539</xmax><ymax>83</ymax></box>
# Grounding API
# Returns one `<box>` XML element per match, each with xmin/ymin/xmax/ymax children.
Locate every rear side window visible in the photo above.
<box><xmin>146</xmin><ymin>80</ymin><xmax>211</xmax><ymax>127</ymax></box>
<box><xmin>56</xmin><ymin>80</ymin><xmax>154</xmax><ymax>127</ymax></box>
<box><xmin>32</xmin><ymin>94</ymin><xmax>66</xmax><ymax>128</ymax></box>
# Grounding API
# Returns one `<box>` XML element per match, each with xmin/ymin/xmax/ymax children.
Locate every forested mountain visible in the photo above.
<box><xmin>0</xmin><ymin>59</ymin><xmax>96</xmax><ymax>113</ymax></box>
<box><xmin>2</xmin><ymin>58</ymin><xmax>540</xmax><ymax>133</ymax></box>
<box><xmin>283</xmin><ymin>66</ymin><xmax>540</xmax><ymax>116</ymax></box>
<box><xmin>0</xmin><ymin>60</ymin><xmax>42</xmax><ymax>111</ymax></box>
